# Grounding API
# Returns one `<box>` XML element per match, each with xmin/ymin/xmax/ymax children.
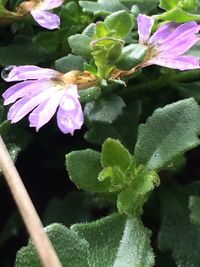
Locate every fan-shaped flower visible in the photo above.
<box><xmin>1</xmin><ymin>65</ymin><xmax>84</xmax><ymax>135</ymax></box>
<box><xmin>137</xmin><ymin>14</ymin><xmax>200</xmax><ymax>70</ymax></box>
<box><xmin>17</xmin><ymin>0</ymin><xmax>63</xmax><ymax>29</ymax></box>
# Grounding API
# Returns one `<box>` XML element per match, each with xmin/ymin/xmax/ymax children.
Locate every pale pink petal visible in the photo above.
<box><xmin>158</xmin><ymin>35</ymin><xmax>200</xmax><ymax>56</ymax></box>
<box><xmin>29</xmin><ymin>90</ymin><xmax>64</xmax><ymax>131</ymax></box>
<box><xmin>31</xmin><ymin>10</ymin><xmax>60</xmax><ymax>30</ymax></box>
<box><xmin>41</xmin><ymin>0</ymin><xmax>64</xmax><ymax>10</ymax></box>
<box><xmin>3</xmin><ymin>80</ymin><xmax>52</xmax><ymax>105</ymax></box>
<box><xmin>137</xmin><ymin>14</ymin><xmax>154</xmax><ymax>44</ymax></box>
<box><xmin>8</xmin><ymin>87</ymin><xmax>57</xmax><ymax>123</ymax></box>
<box><xmin>150</xmin><ymin>22</ymin><xmax>178</xmax><ymax>45</ymax></box>
<box><xmin>57</xmin><ymin>87</ymin><xmax>83</xmax><ymax>135</ymax></box>
<box><xmin>148</xmin><ymin>55</ymin><xmax>200</xmax><ymax>70</ymax></box>
<box><xmin>2</xmin><ymin>65</ymin><xmax>59</xmax><ymax>82</ymax></box>
<box><xmin>164</xmin><ymin>21</ymin><xmax>199</xmax><ymax>44</ymax></box>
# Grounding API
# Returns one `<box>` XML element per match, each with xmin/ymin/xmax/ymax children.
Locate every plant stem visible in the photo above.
<box><xmin>0</xmin><ymin>135</ymin><xmax>62</xmax><ymax>267</ymax></box>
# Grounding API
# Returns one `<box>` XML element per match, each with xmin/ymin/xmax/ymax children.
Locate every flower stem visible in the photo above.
<box><xmin>0</xmin><ymin>136</ymin><xmax>62</xmax><ymax>267</ymax></box>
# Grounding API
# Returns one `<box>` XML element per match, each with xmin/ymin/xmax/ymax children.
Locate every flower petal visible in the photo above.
<box><xmin>29</xmin><ymin>90</ymin><xmax>64</xmax><ymax>131</ymax></box>
<box><xmin>158</xmin><ymin>35</ymin><xmax>200</xmax><ymax>56</ymax></box>
<box><xmin>150</xmin><ymin>22</ymin><xmax>178</xmax><ymax>45</ymax></box>
<box><xmin>31</xmin><ymin>10</ymin><xmax>60</xmax><ymax>30</ymax></box>
<box><xmin>3</xmin><ymin>80</ymin><xmax>51</xmax><ymax>105</ymax></box>
<box><xmin>164</xmin><ymin>21</ymin><xmax>199</xmax><ymax>44</ymax></box>
<box><xmin>57</xmin><ymin>87</ymin><xmax>83</xmax><ymax>135</ymax></box>
<box><xmin>148</xmin><ymin>55</ymin><xmax>200</xmax><ymax>71</ymax></box>
<box><xmin>2</xmin><ymin>65</ymin><xmax>59</xmax><ymax>82</ymax></box>
<box><xmin>8</xmin><ymin>86</ymin><xmax>57</xmax><ymax>123</ymax></box>
<box><xmin>137</xmin><ymin>14</ymin><xmax>154</xmax><ymax>44</ymax></box>
<box><xmin>40</xmin><ymin>0</ymin><xmax>64</xmax><ymax>10</ymax></box>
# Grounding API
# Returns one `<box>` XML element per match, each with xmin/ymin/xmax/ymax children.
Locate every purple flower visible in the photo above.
<box><xmin>137</xmin><ymin>14</ymin><xmax>200</xmax><ymax>70</ymax></box>
<box><xmin>18</xmin><ymin>0</ymin><xmax>63</xmax><ymax>29</ymax></box>
<box><xmin>1</xmin><ymin>66</ymin><xmax>84</xmax><ymax>135</ymax></box>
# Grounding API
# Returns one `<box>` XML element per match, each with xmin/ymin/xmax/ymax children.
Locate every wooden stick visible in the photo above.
<box><xmin>0</xmin><ymin>135</ymin><xmax>62</xmax><ymax>267</ymax></box>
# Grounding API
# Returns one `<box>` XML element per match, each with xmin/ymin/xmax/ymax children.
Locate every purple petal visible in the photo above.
<box><xmin>41</xmin><ymin>0</ymin><xmax>64</xmax><ymax>10</ymax></box>
<box><xmin>31</xmin><ymin>10</ymin><xmax>60</xmax><ymax>30</ymax></box>
<box><xmin>2</xmin><ymin>65</ymin><xmax>59</xmax><ymax>82</ymax></box>
<box><xmin>29</xmin><ymin>90</ymin><xmax>64</xmax><ymax>131</ymax></box>
<box><xmin>148</xmin><ymin>55</ymin><xmax>200</xmax><ymax>71</ymax></box>
<box><xmin>150</xmin><ymin>22</ymin><xmax>178</xmax><ymax>45</ymax></box>
<box><xmin>57</xmin><ymin>87</ymin><xmax>83</xmax><ymax>135</ymax></box>
<box><xmin>158</xmin><ymin>35</ymin><xmax>200</xmax><ymax>56</ymax></box>
<box><xmin>8</xmin><ymin>86</ymin><xmax>58</xmax><ymax>123</ymax></box>
<box><xmin>164</xmin><ymin>21</ymin><xmax>199</xmax><ymax>44</ymax></box>
<box><xmin>3</xmin><ymin>80</ymin><xmax>52</xmax><ymax>105</ymax></box>
<box><xmin>137</xmin><ymin>14</ymin><xmax>154</xmax><ymax>44</ymax></box>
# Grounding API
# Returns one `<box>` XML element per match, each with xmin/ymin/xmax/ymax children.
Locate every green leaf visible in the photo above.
<box><xmin>104</xmin><ymin>10</ymin><xmax>134</xmax><ymax>38</ymax></box>
<box><xmin>79</xmin><ymin>0</ymin><xmax>128</xmax><ymax>16</ymax></box>
<box><xmin>84</xmin><ymin>94</ymin><xmax>126</xmax><ymax>124</ymax></box>
<box><xmin>72</xmin><ymin>213</ymin><xmax>155</xmax><ymax>267</ymax></box>
<box><xmin>68</xmin><ymin>34</ymin><xmax>92</xmax><ymax>58</ymax></box>
<box><xmin>55</xmin><ymin>54</ymin><xmax>85</xmax><ymax>73</ymax></box>
<box><xmin>158</xmin><ymin>183</ymin><xmax>200</xmax><ymax>267</ymax></box>
<box><xmin>85</xmin><ymin>101</ymin><xmax>141</xmax><ymax>153</ymax></box>
<box><xmin>189</xmin><ymin>196</ymin><xmax>200</xmax><ymax>226</ymax></box>
<box><xmin>66</xmin><ymin>149</ymin><xmax>109</xmax><ymax>192</ymax></box>
<box><xmin>180</xmin><ymin>0</ymin><xmax>200</xmax><ymax>12</ymax></box>
<box><xmin>15</xmin><ymin>224</ymin><xmax>89</xmax><ymax>267</ymax></box>
<box><xmin>33</xmin><ymin>31</ymin><xmax>60</xmax><ymax>53</ymax></box>
<box><xmin>155</xmin><ymin>7</ymin><xmax>200</xmax><ymax>22</ymax></box>
<box><xmin>79</xmin><ymin>86</ymin><xmax>102</xmax><ymax>103</ymax></box>
<box><xmin>101</xmin><ymin>138</ymin><xmax>133</xmax><ymax>171</ymax></box>
<box><xmin>116</xmin><ymin>44</ymin><xmax>147</xmax><ymax>70</ymax></box>
<box><xmin>159</xmin><ymin>0</ymin><xmax>179</xmax><ymax>10</ymax></box>
<box><xmin>134</xmin><ymin>98</ymin><xmax>200</xmax><ymax>171</ymax></box>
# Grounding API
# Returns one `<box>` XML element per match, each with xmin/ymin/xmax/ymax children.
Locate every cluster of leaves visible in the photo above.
<box><xmin>1</xmin><ymin>0</ymin><xmax>200</xmax><ymax>266</ymax></box>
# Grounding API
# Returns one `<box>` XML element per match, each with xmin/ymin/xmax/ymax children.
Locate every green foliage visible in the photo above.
<box><xmin>189</xmin><ymin>196</ymin><xmax>200</xmax><ymax>226</ymax></box>
<box><xmin>16</xmin><ymin>213</ymin><xmax>154</xmax><ymax>267</ymax></box>
<box><xmin>159</xmin><ymin>0</ymin><xmax>200</xmax><ymax>12</ymax></box>
<box><xmin>84</xmin><ymin>94</ymin><xmax>126</xmax><ymax>124</ymax></box>
<box><xmin>55</xmin><ymin>54</ymin><xmax>85</xmax><ymax>73</ymax></box>
<box><xmin>68</xmin><ymin>34</ymin><xmax>92</xmax><ymax>58</ymax></box>
<box><xmin>158</xmin><ymin>183</ymin><xmax>200</xmax><ymax>267</ymax></box>
<box><xmin>79</xmin><ymin>0</ymin><xmax>128</xmax><ymax>16</ymax></box>
<box><xmin>134</xmin><ymin>98</ymin><xmax>200</xmax><ymax>171</ymax></box>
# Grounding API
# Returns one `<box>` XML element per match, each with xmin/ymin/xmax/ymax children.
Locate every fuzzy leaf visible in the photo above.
<box><xmin>68</xmin><ymin>34</ymin><xmax>92</xmax><ymax>58</ymax></box>
<box><xmin>134</xmin><ymin>98</ymin><xmax>200</xmax><ymax>171</ymax></box>
<box><xmin>55</xmin><ymin>54</ymin><xmax>85</xmax><ymax>72</ymax></box>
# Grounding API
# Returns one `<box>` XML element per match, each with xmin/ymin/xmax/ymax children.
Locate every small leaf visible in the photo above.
<box><xmin>134</xmin><ymin>98</ymin><xmax>200</xmax><ymax>171</ymax></box>
<box><xmin>104</xmin><ymin>10</ymin><xmax>134</xmax><ymax>38</ymax></box>
<box><xmin>66</xmin><ymin>149</ymin><xmax>108</xmax><ymax>192</ymax></box>
<box><xmin>101</xmin><ymin>138</ymin><xmax>133</xmax><ymax>171</ymax></box>
<box><xmin>68</xmin><ymin>34</ymin><xmax>92</xmax><ymax>58</ymax></box>
<box><xmin>159</xmin><ymin>0</ymin><xmax>179</xmax><ymax>10</ymax></box>
<box><xmin>55</xmin><ymin>54</ymin><xmax>85</xmax><ymax>73</ymax></box>
<box><xmin>84</xmin><ymin>94</ymin><xmax>126</xmax><ymax>124</ymax></box>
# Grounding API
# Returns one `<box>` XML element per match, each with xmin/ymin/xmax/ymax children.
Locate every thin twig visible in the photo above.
<box><xmin>0</xmin><ymin>135</ymin><xmax>62</xmax><ymax>267</ymax></box>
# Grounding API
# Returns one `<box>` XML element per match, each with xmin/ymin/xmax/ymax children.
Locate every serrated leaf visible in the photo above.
<box><xmin>15</xmin><ymin>224</ymin><xmax>89</xmax><ymax>267</ymax></box>
<box><xmin>104</xmin><ymin>10</ymin><xmax>134</xmax><ymax>38</ymax></box>
<box><xmin>66</xmin><ymin>149</ymin><xmax>109</xmax><ymax>192</ymax></box>
<box><xmin>79</xmin><ymin>0</ymin><xmax>128</xmax><ymax>16</ymax></box>
<box><xmin>84</xmin><ymin>94</ymin><xmax>126</xmax><ymax>124</ymax></box>
<box><xmin>72</xmin><ymin>213</ymin><xmax>154</xmax><ymax>267</ymax></box>
<box><xmin>134</xmin><ymin>98</ymin><xmax>200</xmax><ymax>171</ymax></box>
<box><xmin>55</xmin><ymin>54</ymin><xmax>85</xmax><ymax>73</ymax></box>
<box><xmin>155</xmin><ymin>7</ymin><xmax>200</xmax><ymax>22</ymax></box>
<box><xmin>68</xmin><ymin>34</ymin><xmax>92</xmax><ymax>58</ymax></box>
<box><xmin>101</xmin><ymin>138</ymin><xmax>133</xmax><ymax>171</ymax></box>
<box><xmin>158</xmin><ymin>183</ymin><xmax>200</xmax><ymax>267</ymax></box>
